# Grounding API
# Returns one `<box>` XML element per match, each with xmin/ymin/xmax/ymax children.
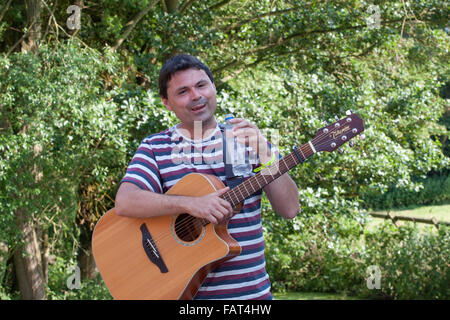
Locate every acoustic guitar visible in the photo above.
<box><xmin>92</xmin><ymin>112</ymin><xmax>365</xmax><ymax>299</ymax></box>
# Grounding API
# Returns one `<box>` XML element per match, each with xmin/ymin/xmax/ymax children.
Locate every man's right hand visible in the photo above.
<box><xmin>183</xmin><ymin>186</ymin><xmax>234</xmax><ymax>225</ymax></box>
<box><xmin>115</xmin><ymin>182</ymin><xmax>237</xmax><ymax>223</ymax></box>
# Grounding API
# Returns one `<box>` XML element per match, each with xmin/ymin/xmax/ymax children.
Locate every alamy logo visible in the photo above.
<box><xmin>366</xmin><ymin>5</ymin><xmax>381</xmax><ymax>30</ymax></box>
<box><xmin>66</xmin><ymin>265</ymin><xmax>81</xmax><ymax>290</ymax></box>
<box><xmin>66</xmin><ymin>5</ymin><xmax>81</xmax><ymax>30</ymax></box>
<box><xmin>366</xmin><ymin>265</ymin><xmax>381</xmax><ymax>290</ymax></box>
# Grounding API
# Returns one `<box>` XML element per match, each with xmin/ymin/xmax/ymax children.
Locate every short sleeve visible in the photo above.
<box><xmin>120</xmin><ymin>139</ymin><xmax>163</xmax><ymax>193</ymax></box>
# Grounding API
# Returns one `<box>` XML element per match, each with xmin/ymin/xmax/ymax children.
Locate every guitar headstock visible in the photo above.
<box><xmin>312</xmin><ymin>112</ymin><xmax>365</xmax><ymax>153</ymax></box>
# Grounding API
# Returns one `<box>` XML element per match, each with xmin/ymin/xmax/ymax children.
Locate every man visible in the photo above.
<box><xmin>115</xmin><ymin>54</ymin><xmax>299</xmax><ymax>299</ymax></box>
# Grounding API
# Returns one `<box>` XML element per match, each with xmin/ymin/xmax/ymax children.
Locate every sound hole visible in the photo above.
<box><xmin>174</xmin><ymin>214</ymin><xmax>203</xmax><ymax>242</ymax></box>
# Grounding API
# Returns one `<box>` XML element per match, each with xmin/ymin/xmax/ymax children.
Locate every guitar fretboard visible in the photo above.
<box><xmin>221</xmin><ymin>142</ymin><xmax>315</xmax><ymax>207</ymax></box>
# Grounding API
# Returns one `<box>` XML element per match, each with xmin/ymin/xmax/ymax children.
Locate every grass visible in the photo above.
<box><xmin>274</xmin><ymin>291</ymin><xmax>363</xmax><ymax>300</ymax></box>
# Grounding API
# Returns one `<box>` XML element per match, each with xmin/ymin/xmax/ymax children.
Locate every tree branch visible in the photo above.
<box><xmin>0</xmin><ymin>0</ymin><xmax>12</xmax><ymax>23</ymax></box>
<box><xmin>218</xmin><ymin>57</ymin><xmax>263</xmax><ymax>83</ymax></box>
<box><xmin>221</xmin><ymin>7</ymin><xmax>297</xmax><ymax>34</ymax></box>
<box><xmin>216</xmin><ymin>48</ymin><xmax>301</xmax><ymax>85</ymax></box>
<box><xmin>208</xmin><ymin>0</ymin><xmax>232</xmax><ymax>11</ymax></box>
<box><xmin>212</xmin><ymin>58</ymin><xmax>240</xmax><ymax>74</ymax></box>
<box><xmin>214</xmin><ymin>18</ymin><xmax>414</xmax><ymax>80</ymax></box>
<box><xmin>39</xmin><ymin>0</ymin><xmax>94</xmax><ymax>52</ymax></box>
<box><xmin>244</xmin><ymin>18</ymin><xmax>410</xmax><ymax>56</ymax></box>
<box><xmin>41</xmin><ymin>0</ymin><xmax>58</xmax><ymax>41</ymax></box>
<box><xmin>179</xmin><ymin>0</ymin><xmax>196</xmax><ymax>14</ymax></box>
<box><xmin>112</xmin><ymin>0</ymin><xmax>160</xmax><ymax>51</ymax></box>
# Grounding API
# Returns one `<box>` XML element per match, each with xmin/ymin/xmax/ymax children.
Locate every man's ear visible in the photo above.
<box><xmin>161</xmin><ymin>96</ymin><xmax>172</xmax><ymax>111</ymax></box>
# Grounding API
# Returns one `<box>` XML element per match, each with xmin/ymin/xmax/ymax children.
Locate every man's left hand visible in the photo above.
<box><xmin>228</xmin><ymin>118</ymin><xmax>272</xmax><ymax>164</ymax></box>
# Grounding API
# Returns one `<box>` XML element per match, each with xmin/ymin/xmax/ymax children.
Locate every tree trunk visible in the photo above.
<box><xmin>22</xmin><ymin>0</ymin><xmax>42</xmax><ymax>53</ymax></box>
<box><xmin>12</xmin><ymin>144</ymin><xmax>47</xmax><ymax>300</ymax></box>
<box><xmin>11</xmin><ymin>0</ymin><xmax>47</xmax><ymax>300</ymax></box>
<box><xmin>13</xmin><ymin>209</ymin><xmax>46</xmax><ymax>300</ymax></box>
<box><xmin>77</xmin><ymin>224</ymin><xmax>98</xmax><ymax>280</ymax></box>
<box><xmin>76</xmin><ymin>183</ymin><xmax>101</xmax><ymax>280</ymax></box>
<box><xmin>41</xmin><ymin>232</ymin><xmax>50</xmax><ymax>283</ymax></box>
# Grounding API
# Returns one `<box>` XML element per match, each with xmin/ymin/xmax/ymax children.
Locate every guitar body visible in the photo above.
<box><xmin>92</xmin><ymin>173</ymin><xmax>242</xmax><ymax>300</ymax></box>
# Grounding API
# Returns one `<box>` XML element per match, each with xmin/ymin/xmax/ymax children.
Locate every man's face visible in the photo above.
<box><xmin>161</xmin><ymin>68</ymin><xmax>217</xmax><ymax>132</ymax></box>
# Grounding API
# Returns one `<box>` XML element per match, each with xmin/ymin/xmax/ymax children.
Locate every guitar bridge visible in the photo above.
<box><xmin>140</xmin><ymin>223</ymin><xmax>168</xmax><ymax>273</ymax></box>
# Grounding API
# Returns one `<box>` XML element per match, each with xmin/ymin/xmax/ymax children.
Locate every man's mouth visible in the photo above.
<box><xmin>191</xmin><ymin>104</ymin><xmax>206</xmax><ymax>112</ymax></box>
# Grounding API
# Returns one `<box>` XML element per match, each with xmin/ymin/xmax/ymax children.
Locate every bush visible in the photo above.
<box><xmin>361</xmin><ymin>173</ymin><xmax>450</xmax><ymax>210</ymax></box>
<box><xmin>265</xmin><ymin>207</ymin><xmax>450</xmax><ymax>299</ymax></box>
<box><xmin>362</xmin><ymin>223</ymin><xmax>450</xmax><ymax>299</ymax></box>
<box><xmin>263</xmin><ymin>189</ymin><xmax>367</xmax><ymax>295</ymax></box>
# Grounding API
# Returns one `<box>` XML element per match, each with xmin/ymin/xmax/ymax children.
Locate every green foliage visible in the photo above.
<box><xmin>263</xmin><ymin>194</ymin><xmax>367</xmax><ymax>295</ymax></box>
<box><xmin>362</xmin><ymin>173</ymin><xmax>450</xmax><ymax>210</ymax></box>
<box><xmin>0</xmin><ymin>40</ymin><xmax>176</xmax><ymax>298</ymax></box>
<box><xmin>1</xmin><ymin>40</ymin><xmax>117</xmax><ymax>245</ymax></box>
<box><xmin>246</xmin><ymin>25</ymin><xmax>449</xmax><ymax>299</ymax></box>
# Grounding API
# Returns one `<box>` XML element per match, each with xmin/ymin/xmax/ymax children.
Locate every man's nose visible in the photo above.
<box><xmin>190</xmin><ymin>88</ymin><xmax>202</xmax><ymax>101</ymax></box>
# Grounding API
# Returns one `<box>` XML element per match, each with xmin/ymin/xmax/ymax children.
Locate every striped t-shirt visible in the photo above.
<box><xmin>120</xmin><ymin>122</ymin><xmax>276</xmax><ymax>300</ymax></box>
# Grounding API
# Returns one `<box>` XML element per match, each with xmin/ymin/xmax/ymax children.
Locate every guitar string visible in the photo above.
<box><xmin>176</xmin><ymin>118</ymin><xmax>357</xmax><ymax>220</ymax></box>
<box><xmin>212</xmin><ymin>122</ymin><xmax>330</xmax><ymax>208</ymax></box>
<box><xmin>220</xmin><ymin>137</ymin><xmax>317</xmax><ymax>207</ymax></box>
<box><xmin>146</xmin><ymin>132</ymin><xmax>358</xmax><ymax>247</ymax></box>
<box><xmin>145</xmin><ymin>119</ymin><xmax>362</xmax><ymax>246</ymax></box>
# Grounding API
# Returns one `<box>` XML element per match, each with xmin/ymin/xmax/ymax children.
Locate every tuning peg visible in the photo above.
<box><xmin>345</xmin><ymin>110</ymin><xmax>352</xmax><ymax>116</ymax></box>
<box><xmin>349</xmin><ymin>140</ymin><xmax>355</xmax><ymax>147</ymax></box>
<box><xmin>335</xmin><ymin>116</ymin><xmax>339</xmax><ymax>121</ymax></box>
<box><xmin>338</xmin><ymin>148</ymin><xmax>345</xmax><ymax>154</ymax></box>
<box><xmin>358</xmin><ymin>134</ymin><xmax>366</xmax><ymax>141</ymax></box>
<box><xmin>322</xmin><ymin>121</ymin><xmax>328</xmax><ymax>126</ymax></box>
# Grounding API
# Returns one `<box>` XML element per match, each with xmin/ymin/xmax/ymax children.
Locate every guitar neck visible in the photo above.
<box><xmin>222</xmin><ymin>142</ymin><xmax>315</xmax><ymax>208</ymax></box>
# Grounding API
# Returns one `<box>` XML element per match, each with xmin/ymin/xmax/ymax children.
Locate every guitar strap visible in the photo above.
<box><xmin>218</xmin><ymin>123</ymin><xmax>244</xmax><ymax>189</ymax></box>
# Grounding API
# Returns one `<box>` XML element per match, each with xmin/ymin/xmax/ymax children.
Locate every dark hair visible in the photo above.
<box><xmin>158</xmin><ymin>54</ymin><xmax>214</xmax><ymax>99</ymax></box>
